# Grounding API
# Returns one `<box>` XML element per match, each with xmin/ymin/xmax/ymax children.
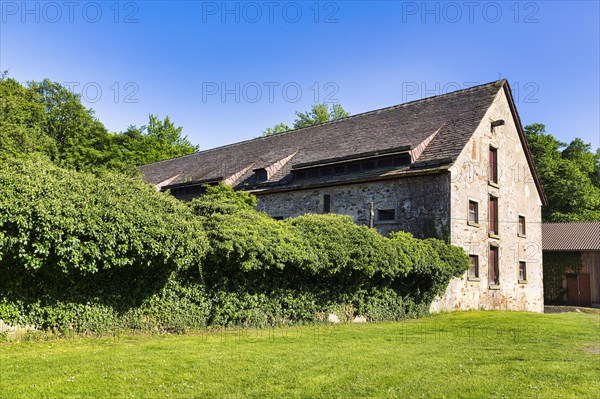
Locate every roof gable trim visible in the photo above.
<box><xmin>155</xmin><ymin>174</ymin><xmax>181</xmax><ymax>191</ymax></box>
<box><xmin>502</xmin><ymin>82</ymin><xmax>548</xmax><ymax>205</ymax></box>
<box><xmin>253</xmin><ymin>150</ymin><xmax>300</xmax><ymax>181</ymax></box>
<box><xmin>224</xmin><ymin>163</ymin><xmax>255</xmax><ymax>186</ymax></box>
<box><xmin>410</xmin><ymin>127</ymin><xmax>442</xmax><ymax>162</ymax></box>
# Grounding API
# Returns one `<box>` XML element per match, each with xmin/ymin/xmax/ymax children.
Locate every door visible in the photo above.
<box><xmin>579</xmin><ymin>273</ymin><xmax>592</xmax><ymax>307</ymax></box>
<box><xmin>566</xmin><ymin>274</ymin><xmax>578</xmax><ymax>305</ymax></box>
<box><xmin>566</xmin><ymin>273</ymin><xmax>592</xmax><ymax>307</ymax></box>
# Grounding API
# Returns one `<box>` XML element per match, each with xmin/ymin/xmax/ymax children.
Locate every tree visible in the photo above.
<box><xmin>262</xmin><ymin>103</ymin><xmax>349</xmax><ymax>136</ymax></box>
<box><xmin>262</xmin><ymin>123</ymin><xmax>291</xmax><ymax>137</ymax></box>
<box><xmin>0</xmin><ymin>75</ymin><xmax>54</xmax><ymax>158</ymax></box>
<box><xmin>525</xmin><ymin>124</ymin><xmax>600</xmax><ymax>221</ymax></box>
<box><xmin>146</xmin><ymin>114</ymin><xmax>199</xmax><ymax>158</ymax></box>
<box><xmin>27</xmin><ymin>79</ymin><xmax>105</xmax><ymax>148</ymax></box>
<box><xmin>0</xmin><ymin>74</ymin><xmax>199</xmax><ymax>173</ymax></box>
<box><xmin>115</xmin><ymin>114</ymin><xmax>199</xmax><ymax>167</ymax></box>
<box><xmin>293</xmin><ymin>103</ymin><xmax>349</xmax><ymax>129</ymax></box>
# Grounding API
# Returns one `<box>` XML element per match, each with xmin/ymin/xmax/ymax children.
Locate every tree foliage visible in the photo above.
<box><xmin>293</xmin><ymin>103</ymin><xmax>349</xmax><ymax>129</ymax></box>
<box><xmin>0</xmin><ymin>76</ymin><xmax>53</xmax><ymax>157</ymax></box>
<box><xmin>262</xmin><ymin>103</ymin><xmax>349</xmax><ymax>136</ymax></box>
<box><xmin>262</xmin><ymin>123</ymin><xmax>291</xmax><ymax>137</ymax></box>
<box><xmin>525</xmin><ymin>123</ymin><xmax>600</xmax><ymax>221</ymax></box>
<box><xmin>0</xmin><ymin>156</ymin><xmax>206</xmax><ymax>275</ymax></box>
<box><xmin>0</xmin><ymin>74</ymin><xmax>198</xmax><ymax>174</ymax></box>
<box><xmin>107</xmin><ymin>115</ymin><xmax>199</xmax><ymax>169</ymax></box>
<box><xmin>190</xmin><ymin>183</ymin><xmax>257</xmax><ymax>216</ymax></box>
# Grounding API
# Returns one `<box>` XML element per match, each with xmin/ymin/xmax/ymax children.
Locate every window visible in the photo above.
<box><xmin>377</xmin><ymin>208</ymin><xmax>396</xmax><ymax>222</ymax></box>
<box><xmin>489</xmin><ymin>146</ymin><xmax>498</xmax><ymax>184</ymax></box>
<box><xmin>468</xmin><ymin>255</ymin><xmax>479</xmax><ymax>279</ymax></box>
<box><xmin>255</xmin><ymin>169</ymin><xmax>268</xmax><ymax>183</ymax></box>
<box><xmin>308</xmin><ymin>169</ymin><xmax>320</xmax><ymax>178</ymax></box>
<box><xmin>320</xmin><ymin>168</ymin><xmax>333</xmax><ymax>177</ymax></box>
<box><xmin>292</xmin><ymin>153</ymin><xmax>412</xmax><ymax>182</ymax></box>
<box><xmin>394</xmin><ymin>154</ymin><xmax>411</xmax><ymax>166</ymax></box>
<box><xmin>347</xmin><ymin>162</ymin><xmax>361</xmax><ymax>173</ymax></box>
<box><xmin>378</xmin><ymin>158</ymin><xmax>393</xmax><ymax>168</ymax></box>
<box><xmin>518</xmin><ymin>215</ymin><xmax>526</xmax><ymax>236</ymax></box>
<box><xmin>295</xmin><ymin>171</ymin><xmax>307</xmax><ymax>180</ymax></box>
<box><xmin>333</xmin><ymin>165</ymin><xmax>346</xmax><ymax>174</ymax></box>
<box><xmin>489</xmin><ymin>196</ymin><xmax>499</xmax><ymax>236</ymax></box>
<box><xmin>170</xmin><ymin>185</ymin><xmax>204</xmax><ymax>200</ymax></box>
<box><xmin>489</xmin><ymin>246</ymin><xmax>499</xmax><ymax>286</ymax></box>
<box><xmin>362</xmin><ymin>160</ymin><xmax>376</xmax><ymax>170</ymax></box>
<box><xmin>519</xmin><ymin>261</ymin><xmax>527</xmax><ymax>282</ymax></box>
<box><xmin>468</xmin><ymin>200</ymin><xmax>479</xmax><ymax>225</ymax></box>
<box><xmin>323</xmin><ymin>194</ymin><xmax>331</xmax><ymax>214</ymax></box>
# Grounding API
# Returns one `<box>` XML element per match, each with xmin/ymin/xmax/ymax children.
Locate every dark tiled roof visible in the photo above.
<box><xmin>139</xmin><ymin>80</ymin><xmax>516</xmax><ymax>192</ymax></box>
<box><xmin>542</xmin><ymin>222</ymin><xmax>600</xmax><ymax>251</ymax></box>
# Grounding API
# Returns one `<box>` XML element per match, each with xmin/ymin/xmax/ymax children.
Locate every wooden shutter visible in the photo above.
<box><xmin>489</xmin><ymin>147</ymin><xmax>498</xmax><ymax>183</ymax></box>
<box><xmin>489</xmin><ymin>246</ymin><xmax>499</xmax><ymax>285</ymax></box>
<box><xmin>489</xmin><ymin>196</ymin><xmax>498</xmax><ymax>235</ymax></box>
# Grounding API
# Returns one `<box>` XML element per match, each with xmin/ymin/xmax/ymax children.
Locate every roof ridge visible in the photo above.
<box><xmin>139</xmin><ymin>79</ymin><xmax>506</xmax><ymax>168</ymax></box>
<box><xmin>252</xmin><ymin>79</ymin><xmax>506</xmax><ymax>137</ymax></box>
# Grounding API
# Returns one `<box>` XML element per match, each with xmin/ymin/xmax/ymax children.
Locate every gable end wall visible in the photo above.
<box><xmin>430</xmin><ymin>87</ymin><xmax>544</xmax><ymax>312</ymax></box>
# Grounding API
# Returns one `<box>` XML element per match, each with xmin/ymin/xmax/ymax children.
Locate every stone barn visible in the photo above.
<box><xmin>140</xmin><ymin>80</ymin><xmax>546</xmax><ymax>312</ymax></box>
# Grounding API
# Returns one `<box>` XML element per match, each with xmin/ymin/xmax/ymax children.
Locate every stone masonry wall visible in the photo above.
<box><xmin>430</xmin><ymin>88</ymin><xmax>544</xmax><ymax>313</ymax></box>
<box><xmin>253</xmin><ymin>87</ymin><xmax>544</xmax><ymax>314</ymax></box>
<box><xmin>255</xmin><ymin>173</ymin><xmax>451</xmax><ymax>239</ymax></box>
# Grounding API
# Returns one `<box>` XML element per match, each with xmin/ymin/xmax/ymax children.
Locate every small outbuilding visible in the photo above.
<box><xmin>542</xmin><ymin>222</ymin><xmax>600</xmax><ymax>307</ymax></box>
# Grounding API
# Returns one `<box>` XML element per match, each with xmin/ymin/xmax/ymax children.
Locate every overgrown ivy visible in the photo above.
<box><xmin>542</xmin><ymin>252</ymin><xmax>582</xmax><ymax>304</ymax></box>
<box><xmin>0</xmin><ymin>171</ymin><xmax>469</xmax><ymax>336</ymax></box>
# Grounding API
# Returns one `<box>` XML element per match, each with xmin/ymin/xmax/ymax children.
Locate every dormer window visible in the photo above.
<box><xmin>293</xmin><ymin>151</ymin><xmax>412</xmax><ymax>181</ymax></box>
<box><xmin>255</xmin><ymin>168</ymin><xmax>268</xmax><ymax>183</ymax></box>
<box><xmin>393</xmin><ymin>154</ymin><xmax>411</xmax><ymax>166</ymax></box>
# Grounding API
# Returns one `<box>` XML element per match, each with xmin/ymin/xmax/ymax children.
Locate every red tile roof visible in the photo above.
<box><xmin>542</xmin><ymin>222</ymin><xmax>600</xmax><ymax>251</ymax></box>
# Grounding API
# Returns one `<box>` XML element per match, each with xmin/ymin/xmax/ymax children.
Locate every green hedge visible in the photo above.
<box><xmin>1</xmin><ymin>166</ymin><xmax>469</xmax><ymax>335</ymax></box>
<box><xmin>0</xmin><ymin>156</ymin><xmax>206</xmax><ymax>275</ymax></box>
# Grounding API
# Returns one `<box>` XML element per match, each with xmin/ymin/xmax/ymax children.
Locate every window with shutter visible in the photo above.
<box><xmin>489</xmin><ymin>246</ymin><xmax>500</xmax><ymax>286</ymax></box>
<box><xmin>489</xmin><ymin>196</ymin><xmax>498</xmax><ymax>236</ymax></box>
<box><xmin>489</xmin><ymin>146</ymin><xmax>498</xmax><ymax>184</ymax></box>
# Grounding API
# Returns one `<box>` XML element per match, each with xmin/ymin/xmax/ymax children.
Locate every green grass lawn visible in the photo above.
<box><xmin>1</xmin><ymin>311</ymin><xmax>599</xmax><ymax>399</ymax></box>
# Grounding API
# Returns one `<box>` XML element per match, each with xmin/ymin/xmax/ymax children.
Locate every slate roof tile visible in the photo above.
<box><xmin>140</xmin><ymin>80</ymin><xmax>506</xmax><ymax>191</ymax></box>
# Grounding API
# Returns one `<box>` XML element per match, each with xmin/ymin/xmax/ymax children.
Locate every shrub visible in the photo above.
<box><xmin>287</xmin><ymin>214</ymin><xmax>397</xmax><ymax>278</ymax></box>
<box><xmin>0</xmin><ymin>156</ymin><xmax>206</xmax><ymax>275</ymax></box>
<box><xmin>0</xmin><ymin>156</ymin><xmax>207</xmax><ymax>332</ymax></box>
<box><xmin>190</xmin><ymin>183</ymin><xmax>257</xmax><ymax>216</ymax></box>
<box><xmin>194</xmin><ymin>184</ymin><xmax>469</xmax><ymax>322</ymax></box>
<box><xmin>1</xmin><ymin>177</ymin><xmax>469</xmax><ymax>335</ymax></box>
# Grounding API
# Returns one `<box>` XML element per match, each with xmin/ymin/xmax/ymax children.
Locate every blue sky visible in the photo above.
<box><xmin>1</xmin><ymin>1</ymin><xmax>599</xmax><ymax>150</ymax></box>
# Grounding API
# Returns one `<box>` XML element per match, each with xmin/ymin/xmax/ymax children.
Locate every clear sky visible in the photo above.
<box><xmin>1</xmin><ymin>1</ymin><xmax>599</xmax><ymax>151</ymax></box>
